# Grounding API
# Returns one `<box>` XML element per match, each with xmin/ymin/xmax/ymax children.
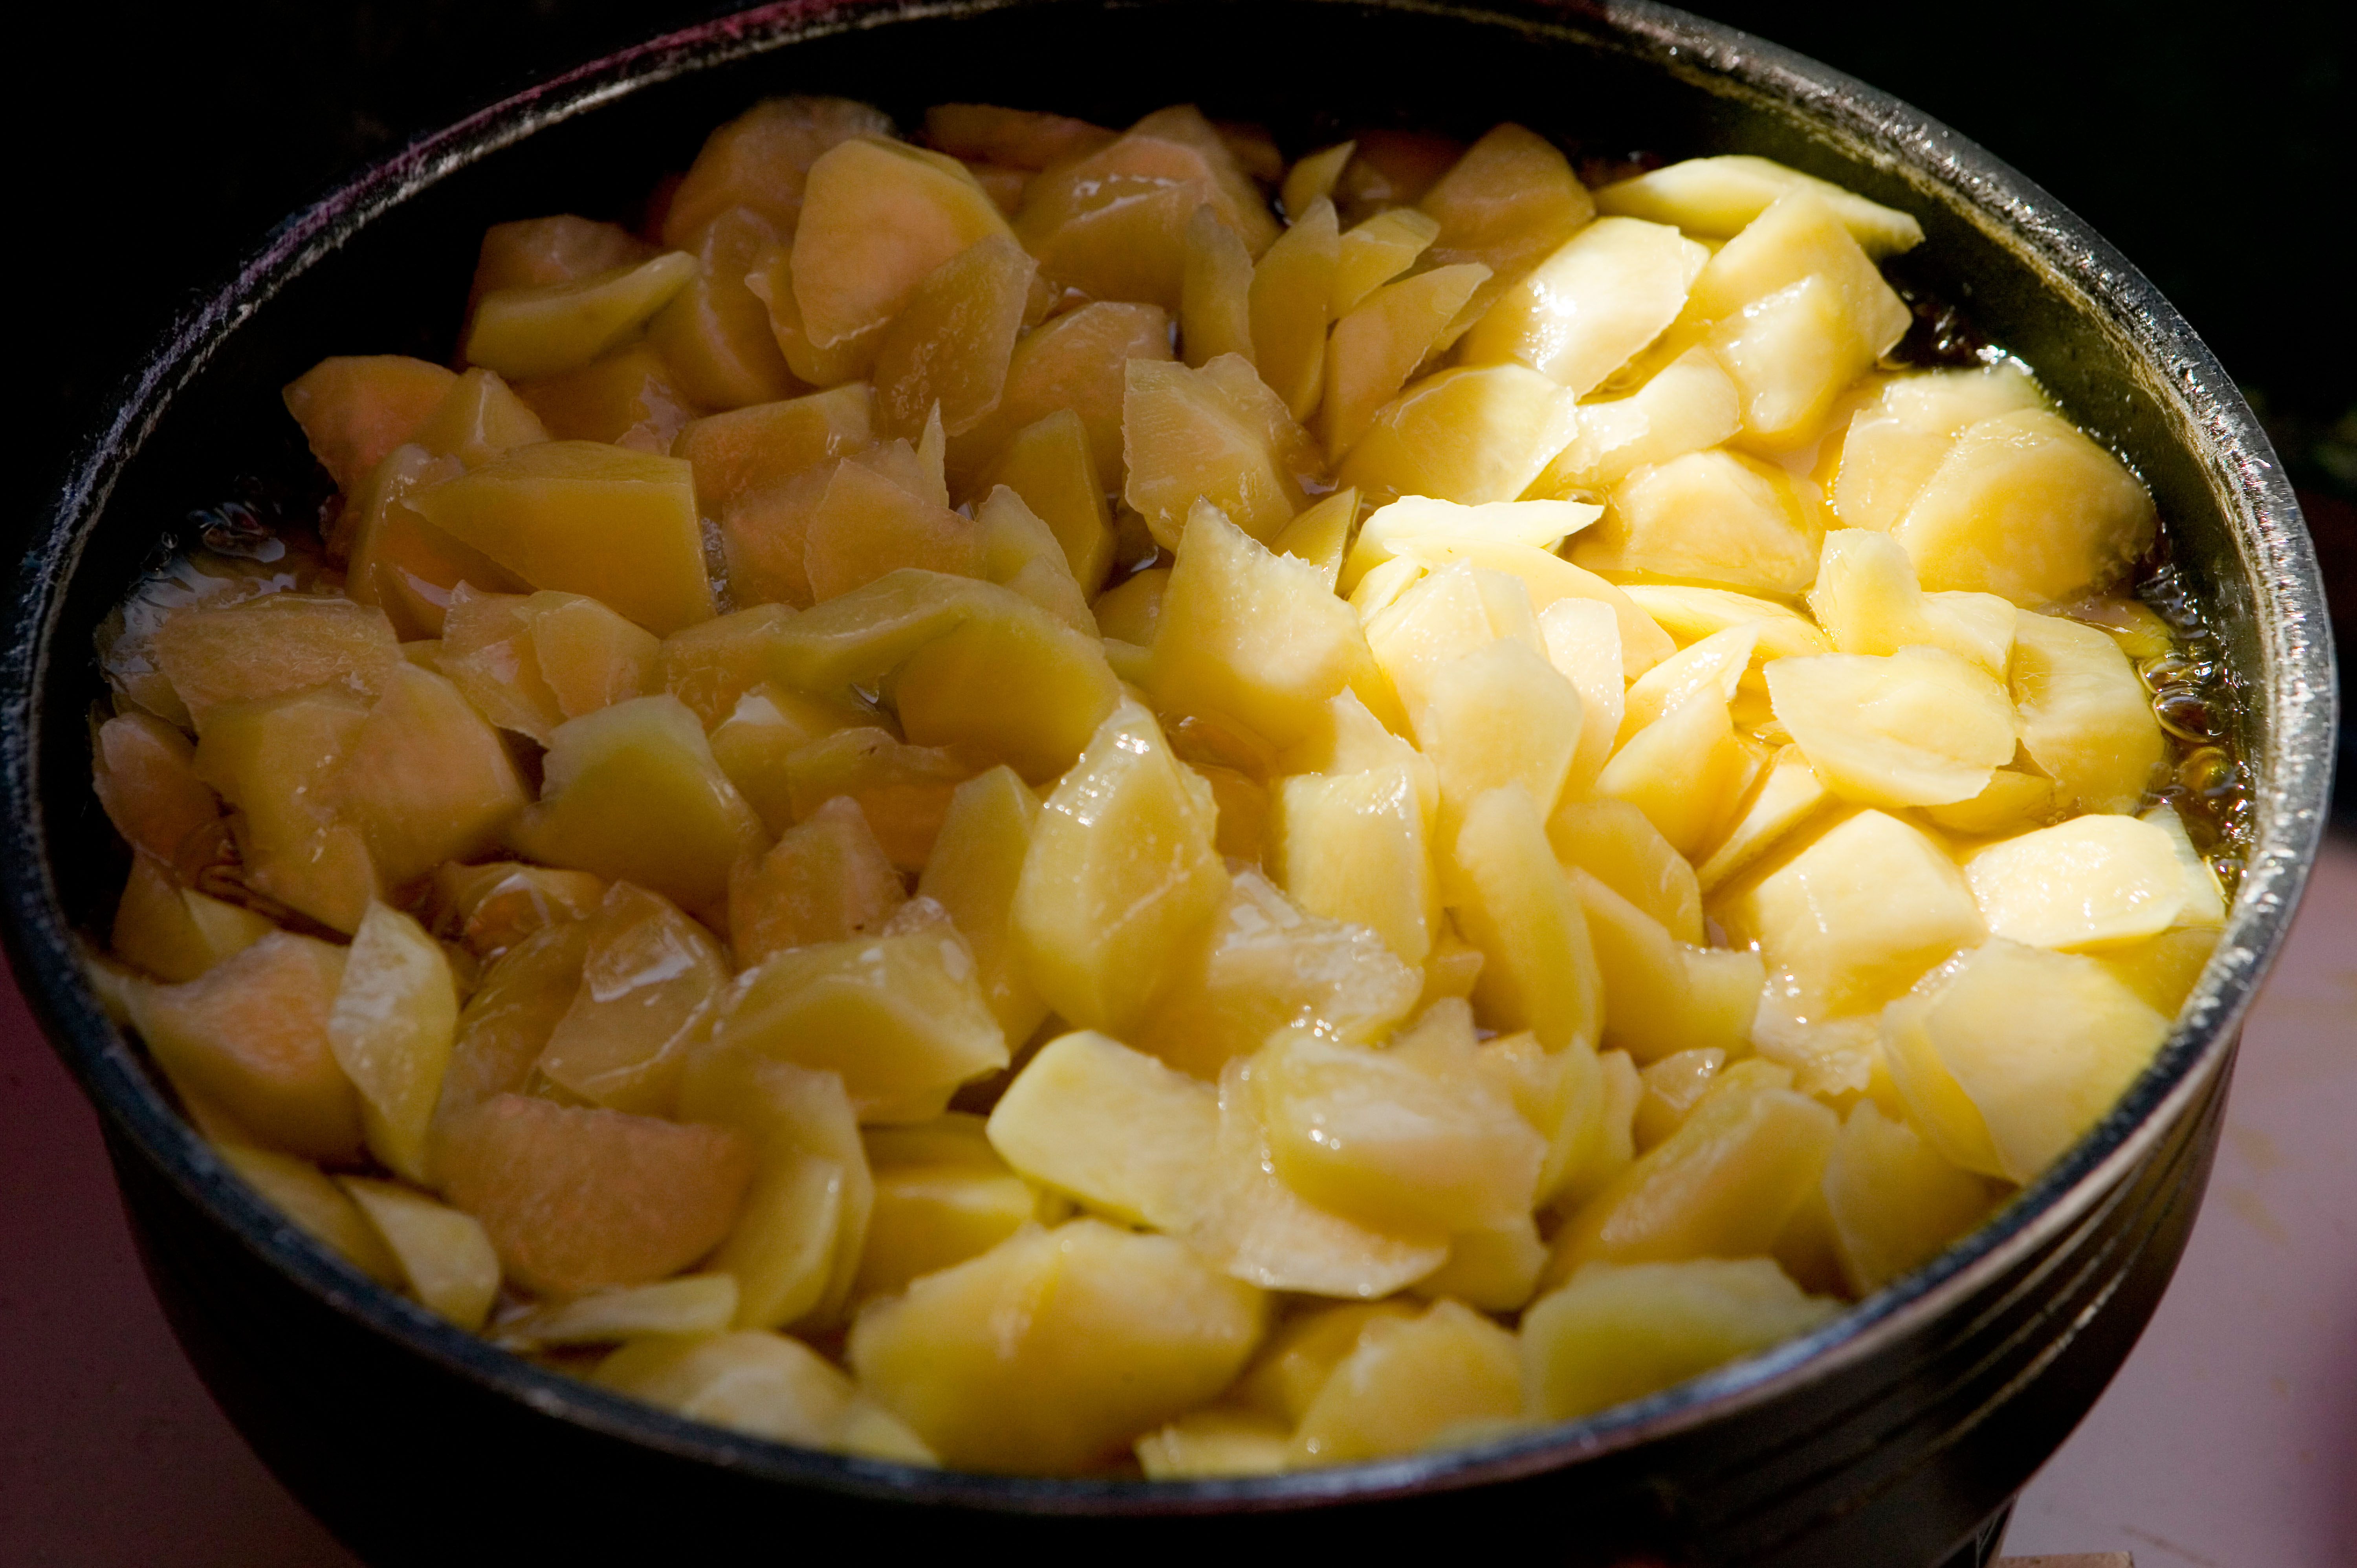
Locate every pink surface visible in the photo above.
<box><xmin>3</xmin><ymin>843</ymin><xmax>2352</xmax><ymax>1567</ymax></box>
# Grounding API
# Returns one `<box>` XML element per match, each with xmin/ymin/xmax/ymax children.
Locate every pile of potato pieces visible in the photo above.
<box><xmin>78</xmin><ymin>93</ymin><xmax>2225</xmax><ymax>1480</ymax></box>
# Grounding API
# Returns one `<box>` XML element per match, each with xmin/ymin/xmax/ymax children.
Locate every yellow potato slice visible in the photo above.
<box><xmin>1961</xmin><ymin>814</ymin><xmax>2189</xmax><ymax>952</ymax></box>
<box><xmin>1765</xmin><ymin>646</ymin><xmax>2016</xmax><ymax>809</ymax></box>
<box><xmin>846</xmin><ymin>1219</ymin><xmax>1265</xmax><ymax>1474</ymax></box>
<box><xmin>1522</xmin><ymin>1257</ymin><xmax>1839</xmax><ymax>1423</ymax></box>
<box><xmin>1881</xmin><ymin>940</ymin><xmax>2169</xmax><ymax>1182</ymax></box>
<box><xmin>328</xmin><ymin>901</ymin><xmax>458</xmax><ymax>1184</ymax></box>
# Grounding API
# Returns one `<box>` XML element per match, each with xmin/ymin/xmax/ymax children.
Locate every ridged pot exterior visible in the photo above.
<box><xmin>3</xmin><ymin>5</ymin><xmax>2332</xmax><ymax>1566</ymax></box>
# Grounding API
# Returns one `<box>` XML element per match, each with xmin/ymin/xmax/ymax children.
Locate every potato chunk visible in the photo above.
<box><xmin>1417</xmin><ymin>123</ymin><xmax>1595</xmax><ymax>312</ymax></box>
<box><xmin>1338</xmin><ymin>364</ymin><xmax>1579</xmax><ymax>506</ymax></box>
<box><xmin>1291</xmin><ymin>1299</ymin><xmax>1522</xmax><ymax>1464</ymax></box>
<box><xmin>1254</xmin><ymin>1027</ymin><xmax>1545</xmax><ymax>1235</ymax></box>
<box><xmin>662</xmin><ymin>96</ymin><xmax>896</xmax><ymax>246</ymax></box>
<box><xmin>1572</xmin><ymin>870</ymin><xmax>1761</xmax><ymax>1066</ymax></box>
<box><xmin>1576</xmin><ymin>449</ymin><xmax>1823</xmax><ymax>597</ymax></box>
<box><xmin>436</xmin><ymin>1093</ymin><xmax>753</xmax><ymax>1295</ymax></box>
<box><xmin>986</xmin><ymin>1030</ymin><xmax>1220</xmax><ymax>1230</ymax></box>
<box><xmin>1149</xmin><ymin>500</ymin><xmax>1371</xmax><ymax>746</ymax></box>
<box><xmin>432</xmin><ymin>918</ymin><xmax>588</xmax><ymax>1127</ymax></box>
<box><xmin>1123</xmin><ymin>357</ymin><xmax>1304</xmax><ymax>548</ymax></box>
<box><xmin>110</xmin><ymin>855</ymin><xmax>274</xmax><ymax>984</ymax></box>
<box><xmin>1443</xmin><ymin>784</ymin><xmax>1602</xmax><ymax>1052</ymax></box>
<box><xmin>412</xmin><ymin>441</ymin><xmax>715</xmax><ymax>636</ymax></box>
<box><xmin>283</xmin><ymin>355</ymin><xmax>462</xmax><ymax>492</ymax></box>
<box><xmin>1891</xmin><ymin>408</ymin><xmax>2157</xmax><ymax>605</ymax></box>
<box><xmin>1882</xmin><ymin>941</ymin><xmax>2169</xmax><ymax>1182</ymax></box>
<box><xmin>645</xmin><ymin>206</ymin><xmax>800</xmax><ymax>412</ymax></box>
<box><xmin>507</xmin><ymin>695</ymin><xmax>764</xmax><ymax>917</ymax></box>
<box><xmin>1461</xmin><ymin>217</ymin><xmax>1708</xmax><ymax>395</ymax></box>
<box><xmin>1015</xmin><ymin>122</ymin><xmax>1276</xmax><ymax>309</ymax></box>
<box><xmin>889</xmin><ymin>582</ymin><xmax>1123</xmax><ymax>781</ymax></box>
<box><xmin>1136</xmin><ymin>871</ymin><xmax>1422</xmax><ymax>1079</ymax></box>
<box><xmin>730</xmin><ymin>796</ymin><xmax>905</xmax><ymax>967</ymax></box>
<box><xmin>1535</xmin><ymin>347</ymin><xmax>1740</xmax><ymax>493</ymax></box>
<box><xmin>790</xmin><ymin>138</ymin><xmax>1015</xmax><ymax>359</ymax></box>
<box><xmin>857</xmin><ymin>1115</ymin><xmax>1041</xmax><ymax>1302</ymax></box>
<box><xmin>215</xmin><ymin>1145</ymin><xmax>400</xmax><ymax>1282</ymax></box>
<box><xmin>847</xmin><ymin>1219</ymin><xmax>1266</xmax><ymax>1473</ymax></box>
<box><xmin>974</xmin><ymin>410</ymin><xmax>1115</xmax><ymax>593</ymax></box>
<box><xmin>1828</xmin><ymin>364</ymin><xmax>2045</xmax><ymax>530</ymax></box>
<box><xmin>155</xmin><ymin>595</ymin><xmax>402</xmax><ymax>730</ymax></box>
<box><xmin>2011</xmin><ymin>610</ymin><xmax>2166</xmax><ymax>815</ymax></box>
<box><xmin>1548</xmin><ymin>1062</ymin><xmax>1838</xmax><ymax>1277</ymax></box>
<box><xmin>1012</xmin><ymin>700</ymin><xmax>1227</xmax><ymax>1035</ymax></box>
<box><xmin>1765</xmin><ymin>647</ymin><xmax>2016</xmax><ymax>808</ymax></box>
<box><xmin>676</xmin><ymin>1051</ymin><xmax>871</xmax><ymax>1329</ymax></box>
<box><xmin>1548</xmin><ymin>796</ymin><xmax>1699</xmax><ymax>936</ymax></box>
<box><xmin>714</xmin><ymin>909</ymin><xmax>1008</xmax><ymax>1123</ymax></box>
<box><xmin>1677</xmin><ymin>190</ymin><xmax>1911</xmax><ymax>371</ymax></box>
<box><xmin>130</xmin><ymin>931</ymin><xmax>361</xmax><ymax>1163</ymax></box>
<box><xmin>334</xmin><ymin>662</ymin><xmax>528</xmax><ymax>886</ymax></box>
<box><xmin>1594</xmin><ymin>689</ymin><xmax>1752</xmax><ymax>857</ymax></box>
<box><xmin>1248</xmin><ymin>198</ymin><xmax>1339</xmax><ymax>420</ymax></box>
<box><xmin>192</xmin><ymin>686</ymin><xmax>380</xmax><ymax>932</ymax></box>
<box><xmin>1717</xmin><ymin>809</ymin><xmax>1986</xmax><ymax>1018</ymax></box>
<box><xmin>465</xmin><ymin>252</ymin><xmax>698</xmax><ymax>381</ymax></box>
<box><xmin>1806</xmin><ymin>528</ymin><xmax>2015</xmax><ymax>675</ymax></box>
<box><xmin>1271</xmin><ymin>762</ymin><xmax>1442</xmax><ymax>967</ymax></box>
<box><xmin>535</xmin><ymin>883</ymin><xmax>728</xmax><ymax>1116</ymax></box>
<box><xmin>327</xmin><ymin>901</ymin><xmax>459</xmax><ymax>1183</ymax></box>
<box><xmin>1593</xmin><ymin>154</ymin><xmax>1924</xmax><ymax>255</ymax></box>
<box><xmin>92</xmin><ymin>710</ymin><xmax>220</xmax><ymax>866</ymax></box>
<box><xmin>1961</xmin><ymin>814</ymin><xmax>2189</xmax><ymax>952</ymax></box>
<box><xmin>1821</xmin><ymin>1101</ymin><xmax>1994</xmax><ymax>1296</ymax></box>
<box><xmin>872</xmin><ymin>234</ymin><xmax>1036</xmax><ymax>440</ymax></box>
<box><xmin>597</xmin><ymin>1330</ymin><xmax>929</xmax><ymax>1461</ymax></box>
<box><xmin>1522</xmin><ymin>1258</ymin><xmax>1838</xmax><ymax>1423</ymax></box>
<box><xmin>339</xmin><ymin>1177</ymin><xmax>502</xmax><ymax>1329</ymax></box>
<box><xmin>949</xmin><ymin>301</ymin><xmax>1171</xmax><ymax>490</ymax></box>
<box><xmin>673</xmin><ymin>385</ymin><xmax>872</xmax><ymax>515</ymax></box>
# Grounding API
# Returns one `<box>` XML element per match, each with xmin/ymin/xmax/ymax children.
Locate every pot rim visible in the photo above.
<box><xmin>0</xmin><ymin>0</ymin><xmax>2336</xmax><ymax>1514</ymax></box>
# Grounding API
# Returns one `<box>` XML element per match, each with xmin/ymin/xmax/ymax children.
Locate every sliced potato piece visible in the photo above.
<box><xmin>1291</xmin><ymin>1299</ymin><xmax>1522</xmax><ymax>1464</ymax></box>
<box><xmin>1575</xmin><ymin>448</ymin><xmax>1823</xmax><ymax>598</ymax></box>
<box><xmin>1148</xmin><ymin>499</ymin><xmax>1373</xmax><ymax>746</ymax></box>
<box><xmin>1593</xmin><ymin>155</ymin><xmax>1924</xmax><ymax>256</ymax></box>
<box><xmin>847</xmin><ymin>1219</ymin><xmax>1265</xmax><ymax>1474</ymax></box>
<box><xmin>1522</xmin><ymin>1257</ymin><xmax>1839</xmax><ymax>1423</ymax></box>
<box><xmin>2011</xmin><ymin>610</ymin><xmax>2167</xmax><ymax>815</ymax></box>
<box><xmin>1765</xmin><ymin>647</ymin><xmax>2016</xmax><ymax>809</ymax></box>
<box><xmin>1891</xmin><ymin>408</ymin><xmax>2157</xmax><ymax>606</ymax></box>
<box><xmin>1337</xmin><ymin>363</ymin><xmax>1577</xmax><ymax>506</ymax></box>
<box><xmin>1461</xmin><ymin>216</ymin><xmax>1709</xmax><ymax>395</ymax></box>
<box><xmin>791</xmin><ymin>137</ymin><xmax>1015</xmax><ymax>356</ymax></box>
<box><xmin>464</xmin><ymin>252</ymin><xmax>698</xmax><ymax>381</ymax></box>
<box><xmin>1136</xmin><ymin>870</ymin><xmax>1421</xmax><ymax>1079</ymax></box>
<box><xmin>339</xmin><ymin>1177</ymin><xmax>502</xmax><ymax>1329</ymax></box>
<box><xmin>1881</xmin><ymin>940</ymin><xmax>2169</xmax><ymax>1182</ymax></box>
<box><xmin>328</xmin><ymin>901</ymin><xmax>459</xmax><ymax>1184</ymax></box>
<box><xmin>1011</xmin><ymin>700</ymin><xmax>1227</xmax><ymax>1035</ymax></box>
<box><xmin>1821</xmin><ymin>1101</ymin><xmax>1995</xmax><ymax>1296</ymax></box>
<box><xmin>1532</xmin><ymin>347</ymin><xmax>1740</xmax><ymax>495</ymax></box>
<box><xmin>1717</xmin><ymin>809</ymin><xmax>1986</xmax><ymax>1018</ymax></box>
<box><xmin>1961</xmin><ymin>814</ymin><xmax>2188</xmax><ymax>952</ymax></box>
<box><xmin>1443</xmin><ymin>784</ymin><xmax>1602</xmax><ymax>1052</ymax></box>
<box><xmin>214</xmin><ymin>1143</ymin><xmax>399</xmax><ymax>1283</ymax></box>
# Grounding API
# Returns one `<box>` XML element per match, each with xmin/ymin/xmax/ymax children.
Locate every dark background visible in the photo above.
<box><xmin>12</xmin><ymin>0</ymin><xmax>2352</xmax><ymax>801</ymax></box>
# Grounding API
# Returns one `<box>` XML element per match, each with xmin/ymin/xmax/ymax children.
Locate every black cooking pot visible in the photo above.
<box><xmin>0</xmin><ymin>3</ymin><xmax>2336</xmax><ymax>1564</ymax></box>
